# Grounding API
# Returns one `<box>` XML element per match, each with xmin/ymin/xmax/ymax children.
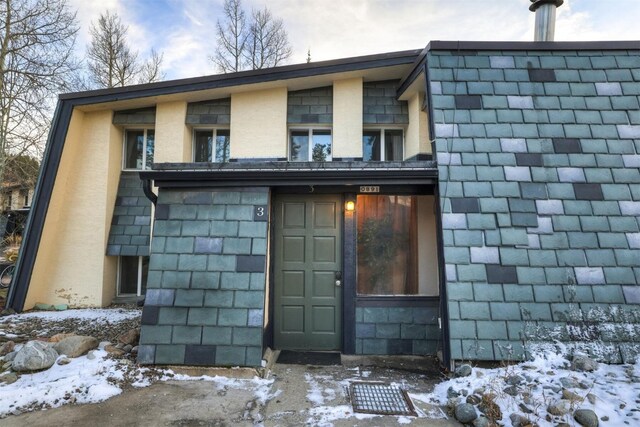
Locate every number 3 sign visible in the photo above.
<box><xmin>254</xmin><ymin>205</ymin><xmax>268</xmax><ymax>221</ymax></box>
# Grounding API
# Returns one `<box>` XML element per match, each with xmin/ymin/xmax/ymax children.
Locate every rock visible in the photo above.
<box><xmin>472</xmin><ymin>416</ymin><xmax>490</xmax><ymax>427</ymax></box>
<box><xmin>560</xmin><ymin>376</ymin><xmax>580</xmax><ymax>389</ymax></box>
<box><xmin>578</xmin><ymin>381</ymin><xmax>591</xmax><ymax>390</ymax></box>
<box><xmin>454</xmin><ymin>403</ymin><xmax>477</xmax><ymax>424</ymax></box>
<box><xmin>53</xmin><ymin>335</ymin><xmax>98</xmax><ymax>358</ymax></box>
<box><xmin>519</xmin><ymin>402</ymin><xmax>533</xmax><ymax>414</ymax></box>
<box><xmin>123</xmin><ymin>344</ymin><xmax>133</xmax><ymax>353</ymax></box>
<box><xmin>571</xmin><ymin>355</ymin><xmax>598</xmax><ymax>372</ymax></box>
<box><xmin>118</xmin><ymin>329</ymin><xmax>140</xmax><ymax>345</ymax></box>
<box><xmin>53</xmin><ymin>304</ymin><xmax>68</xmax><ymax>311</ymax></box>
<box><xmin>509</xmin><ymin>413</ymin><xmax>531</xmax><ymax>427</ymax></box>
<box><xmin>0</xmin><ymin>341</ymin><xmax>15</xmax><ymax>356</ymax></box>
<box><xmin>587</xmin><ymin>393</ymin><xmax>597</xmax><ymax>405</ymax></box>
<box><xmin>104</xmin><ymin>344</ymin><xmax>126</xmax><ymax>356</ymax></box>
<box><xmin>56</xmin><ymin>357</ymin><xmax>71</xmax><ymax>365</ymax></box>
<box><xmin>562</xmin><ymin>388</ymin><xmax>582</xmax><ymax>402</ymax></box>
<box><xmin>49</xmin><ymin>333</ymin><xmax>76</xmax><ymax>343</ymax></box>
<box><xmin>601</xmin><ymin>416</ymin><xmax>609</xmax><ymax>421</ymax></box>
<box><xmin>86</xmin><ymin>351</ymin><xmax>96</xmax><ymax>360</ymax></box>
<box><xmin>455</xmin><ymin>364</ymin><xmax>472</xmax><ymax>377</ymax></box>
<box><xmin>0</xmin><ymin>372</ymin><xmax>18</xmax><ymax>384</ymax></box>
<box><xmin>466</xmin><ymin>394</ymin><xmax>482</xmax><ymax>405</ymax></box>
<box><xmin>504</xmin><ymin>385</ymin><xmax>518</xmax><ymax>396</ymax></box>
<box><xmin>131</xmin><ymin>345</ymin><xmax>138</xmax><ymax>353</ymax></box>
<box><xmin>2</xmin><ymin>361</ymin><xmax>12</xmax><ymax>371</ymax></box>
<box><xmin>34</xmin><ymin>303</ymin><xmax>55</xmax><ymax>311</ymax></box>
<box><xmin>478</xmin><ymin>397</ymin><xmax>502</xmax><ymax>421</ymax></box>
<box><xmin>548</xmin><ymin>399</ymin><xmax>571</xmax><ymax>416</ymax></box>
<box><xmin>506</xmin><ymin>374</ymin><xmax>525</xmax><ymax>386</ymax></box>
<box><xmin>3</xmin><ymin>351</ymin><xmax>16</xmax><ymax>362</ymax></box>
<box><xmin>447</xmin><ymin>386</ymin><xmax>460</xmax><ymax>398</ymax></box>
<box><xmin>0</xmin><ymin>308</ymin><xmax>16</xmax><ymax>316</ymax></box>
<box><xmin>12</xmin><ymin>341</ymin><xmax>58</xmax><ymax>372</ymax></box>
<box><xmin>574</xmin><ymin>409</ymin><xmax>599</xmax><ymax>427</ymax></box>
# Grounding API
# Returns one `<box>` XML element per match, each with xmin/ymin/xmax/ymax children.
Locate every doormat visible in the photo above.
<box><xmin>349</xmin><ymin>381</ymin><xmax>416</xmax><ymax>416</ymax></box>
<box><xmin>276</xmin><ymin>350</ymin><xmax>341</xmax><ymax>366</ymax></box>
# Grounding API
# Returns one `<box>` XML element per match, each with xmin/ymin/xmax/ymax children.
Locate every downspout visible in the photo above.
<box><xmin>141</xmin><ymin>178</ymin><xmax>157</xmax><ymax>205</ymax></box>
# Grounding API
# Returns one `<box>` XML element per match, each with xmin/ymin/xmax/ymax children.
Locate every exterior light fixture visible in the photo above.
<box><xmin>345</xmin><ymin>200</ymin><xmax>355</xmax><ymax>212</ymax></box>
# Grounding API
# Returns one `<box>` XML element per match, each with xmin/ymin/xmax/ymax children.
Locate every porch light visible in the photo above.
<box><xmin>345</xmin><ymin>200</ymin><xmax>355</xmax><ymax>212</ymax></box>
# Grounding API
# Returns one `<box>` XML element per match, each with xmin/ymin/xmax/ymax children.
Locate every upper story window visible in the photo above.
<box><xmin>363</xmin><ymin>129</ymin><xmax>403</xmax><ymax>161</ymax></box>
<box><xmin>124</xmin><ymin>129</ymin><xmax>154</xmax><ymax>170</ymax></box>
<box><xmin>194</xmin><ymin>129</ymin><xmax>230</xmax><ymax>163</ymax></box>
<box><xmin>289</xmin><ymin>129</ymin><xmax>332</xmax><ymax>162</ymax></box>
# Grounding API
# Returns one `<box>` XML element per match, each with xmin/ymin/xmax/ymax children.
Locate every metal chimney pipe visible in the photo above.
<box><xmin>529</xmin><ymin>0</ymin><xmax>564</xmax><ymax>41</ymax></box>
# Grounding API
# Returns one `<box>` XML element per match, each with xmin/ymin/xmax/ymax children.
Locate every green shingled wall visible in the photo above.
<box><xmin>428</xmin><ymin>48</ymin><xmax>640</xmax><ymax>363</ymax></box>
<box><xmin>137</xmin><ymin>188</ymin><xmax>269</xmax><ymax>367</ymax></box>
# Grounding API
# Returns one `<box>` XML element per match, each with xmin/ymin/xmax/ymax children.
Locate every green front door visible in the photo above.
<box><xmin>274</xmin><ymin>194</ymin><xmax>342</xmax><ymax>350</ymax></box>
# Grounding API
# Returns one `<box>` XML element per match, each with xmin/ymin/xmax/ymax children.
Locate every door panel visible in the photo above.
<box><xmin>274</xmin><ymin>195</ymin><xmax>342</xmax><ymax>350</ymax></box>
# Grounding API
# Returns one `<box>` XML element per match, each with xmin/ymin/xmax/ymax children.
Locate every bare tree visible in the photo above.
<box><xmin>0</xmin><ymin>0</ymin><xmax>79</xmax><ymax>185</ymax></box>
<box><xmin>212</xmin><ymin>0</ymin><xmax>292</xmax><ymax>73</ymax></box>
<box><xmin>212</xmin><ymin>0</ymin><xmax>247</xmax><ymax>73</ymax></box>
<box><xmin>245</xmin><ymin>7</ymin><xmax>292</xmax><ymax>70</ymax></box>
<box><xmin>87</xmin><ymin>11</ymin><xmax>164</xmax><ymax>88</ymax></box>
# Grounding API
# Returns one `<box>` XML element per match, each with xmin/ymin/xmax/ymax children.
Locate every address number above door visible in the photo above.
<box><xmin>359</xmin><ymin>186</ymin><xmax>380</xmax><ymax>193</ymax></box>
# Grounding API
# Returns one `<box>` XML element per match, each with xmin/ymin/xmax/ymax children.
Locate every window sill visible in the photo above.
<box><xmin>355</xmin><ymin>295</ymin><xmax>439</xmax><ymax>307</ymax></box>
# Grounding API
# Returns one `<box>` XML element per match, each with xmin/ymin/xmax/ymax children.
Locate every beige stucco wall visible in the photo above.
<box><xmin>231</xmin><ymin>88</ymin><xmax>287</xmax><ymax>158</ymax></box>
<box><xmin>405</xmin><ymin>92</ymin><xmax>430</xmax><ymax>159</ymax></box>
<box><xmin>155</xmin><ymin>101</ymin><xmax>190</xmax><ymax>163</ymax></box>
<box><xmin>333</xmin><ymin>78</ymin><xmax>363</xmax><ymax>158</ymax></box>
<box><xmin>25</xmin><ymin>110</ymin><xmax>121</xmax><ymax>308</ymax></box>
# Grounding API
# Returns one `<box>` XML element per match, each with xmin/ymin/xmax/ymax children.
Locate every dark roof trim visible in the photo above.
<box><xmin>140</xmin><ymin>166</ymin><xmax>438</xmax><ymax>189</ymax></box>
<box><xmin>60</xmin><ymin>50</ymin><xmax>422</xmax><ymax>105</ymax></box>
<box><xmin>426</xmin><ymin>40</ymin><xmax>640</xmax><ymax>51</ymax></box>
<box><xmin>7</xmin><ymin>100</ymin><xmax>73</xmax><ymax>311</ymax></box>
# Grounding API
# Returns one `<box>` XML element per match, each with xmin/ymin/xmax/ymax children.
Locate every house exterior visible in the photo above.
<box><xmin>7</xmin><ymin>40</ymin><xmax>640</xmax><ymax>367</ymax></box>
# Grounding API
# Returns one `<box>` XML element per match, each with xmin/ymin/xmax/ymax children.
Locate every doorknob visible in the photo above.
<box><xmin>335</xmin><ymin>271</ymin><xmax>342</xmax><ymax>287</ymax></box>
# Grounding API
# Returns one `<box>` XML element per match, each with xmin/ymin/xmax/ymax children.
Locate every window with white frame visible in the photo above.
<box><xmin>362</xmin><ymin>129</ymin><xmax>404</xmax><ymax>161</ymax></box>
<box><xmin>193</xmin><ymin>129</ymin><xmax>230</xmax><ymax>163</ymax></box>
<box><xmin>118</xmin><ymin>256</ymin><xmax>149</xmax><ymax>296</ymax></box>
<box><xmin>123</xmin><ymin>129</ymin><xmax>155</xmax><ymax>170</ymax></box>
<box><xmin>289</xmin><ymin>129</ymin><xmax>332</xmax><ymax>161</ymax></box>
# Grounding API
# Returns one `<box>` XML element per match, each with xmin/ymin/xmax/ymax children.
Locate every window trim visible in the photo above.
<box><xmin>117</xmin><ymin>255</ymin><xmax>147</xmax><ymax>297</ymax></box>
<box><xmin>191</xmin><ymin>127</ymin><xmax>231</xmax><ymax>163</ymax></box>
<box><xmin>362</xmin><ymin>127</ymin><xmax>405</xmax><ymax>161</ymax></box>
<box><xmin>288</xmin><ymin>126</ymin><xmax>333</xmax><ymax>161</ymax></box>
<box><xmin>122</xmin><ymin>128</ymin><xmax>155</xmax><ymax>171</ymax></box>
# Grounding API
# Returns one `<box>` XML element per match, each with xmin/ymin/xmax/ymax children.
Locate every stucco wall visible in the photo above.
<box><xmin>155</xmin><ymin>101</ymin><xmax>190</xmax><ymax>163</ymax></box>
<box><xmin>231</xmin><ymin>88</ymin><xmax>287</xmax><ymax>159</ymax></box>
<box><xmin>405</xmin><ymin>92</ymin><xmax>431</xmax><ymax>159</ymax></box>
<box><xmin>333</xmin><ymin>78</ymin><xmax>363</xmax><ymax>158</ymax></box>
<box><xmin>26</xmin><ymin>110</ymin><xmax>121</xmax><ymax>308</ymax></box>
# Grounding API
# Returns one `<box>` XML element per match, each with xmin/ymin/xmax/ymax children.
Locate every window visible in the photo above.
<box><xmin>356</xmin><ymin>195</ymin><xmax>438</xmax><ymax>296</ymax></box>
<box><xmin>289</xmin><ymin>129</ymin><xmax>332</xmax><ymax>161</ymax></box>
<box><xmin>118</xmin><ymin>256</ymin><xmax>149</xmax><ymax>296</ymax></box>
<box><xmin>194</xmin><ymin>129</ymin><xmax>230</xmax><ymax>163</ymax></box>
<box><xmin>362</xmin><ymin>129</ymin><xmax>403</xmax><ymax>161</ymax></box>
<box><xmin>124</xmin><ymin>129</ymin><xmax>155</xmax><ymax>170</ymax></box>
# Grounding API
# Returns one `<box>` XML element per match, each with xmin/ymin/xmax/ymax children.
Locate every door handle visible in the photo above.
<box><xmin>335</xmin><ymin>271</ymin><xmax>342</xmax><ymax>287</ymax></box>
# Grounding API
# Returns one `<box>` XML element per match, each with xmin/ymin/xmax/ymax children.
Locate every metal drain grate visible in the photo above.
<box><xmin>349</xmin><ymin>381</ymin><xmax>416</xmax><ymax>416</ymax></box>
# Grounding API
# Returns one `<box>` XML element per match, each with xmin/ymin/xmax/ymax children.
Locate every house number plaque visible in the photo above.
<box><xmin>359</xmin><ymin>186</ymin><xmax>380</xmax><ymax>193</ymax></box>
<box><xmin>253</xmin><ymin>205</ymin><xmax>268</xmax><ymax>221</ymax></box>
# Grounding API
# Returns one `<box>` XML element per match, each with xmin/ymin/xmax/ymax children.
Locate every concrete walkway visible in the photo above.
<box><xmin>3</xmin><ymin>356</ymin><xmax>461</xmax><ymax>426</ymax></box>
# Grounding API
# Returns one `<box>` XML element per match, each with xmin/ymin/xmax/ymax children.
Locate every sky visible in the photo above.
<box><xmin>68</xmin><ymin>0</ymin><xmax>640</xmax><ymax>81</ymax></box>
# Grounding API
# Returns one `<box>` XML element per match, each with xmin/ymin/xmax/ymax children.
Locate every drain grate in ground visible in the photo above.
<box><xmin>349</xmin><ymin>381</ymin><xmax>416</xmax><ymax>416</ymax></box>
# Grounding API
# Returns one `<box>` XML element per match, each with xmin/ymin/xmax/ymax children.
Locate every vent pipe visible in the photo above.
<box><xmin>529</xmin><ymin>0</ymin><xmax>564</xmax><ymax>41</ymax></box>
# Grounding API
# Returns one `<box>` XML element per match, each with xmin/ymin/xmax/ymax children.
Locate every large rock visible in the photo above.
<box><xmin>49</xmin><ymin>333</ymin><xmax>76</xmax><ymax>343</ymax></box>
<box><xmin>12</xmin><ymin>341</ymin><xmax>58</xmax><ymax>372</ymax></box>
<box><xmin>118</xmin><ymin>329</ymin><xmax>140</xmax><ymax>346</ymax></box>
<box><xmin>455</xmin><ymin>364</ymin><xmax>472</xmax><ymax>377</ymax></box>
<box><xmin>53</xmin><ymin>335</ymin><xmax>98</xmax><ymax>358</ymax></box>
<box><xmin>571</xmin><ymin>355</ymin><xmax>598</xmax><ymax>372</ymax></box>
<box><xmin>574</xmin><ymin>409</ymin><xmax>599</xmax><ymax>427</ymax></box>
<box><xmin>454</xmin><ymin>403</ymin><xmax>477</xmax><ymax>423</ymax></box>
<box><xmin>548</xmin><ymin>399</ymin><xmax>571</xmax><ymax>416</ymax></box>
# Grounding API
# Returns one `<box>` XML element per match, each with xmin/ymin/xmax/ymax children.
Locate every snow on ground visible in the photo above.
<box><xmin>412</xmin><ymin>350</ymin><xmax>640</xmax><ymax>427</ymax></box>
<box><xmin>0</xmin><ymin>348</ymin><xmax>124</xmax><ymax>416</ymax></box>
